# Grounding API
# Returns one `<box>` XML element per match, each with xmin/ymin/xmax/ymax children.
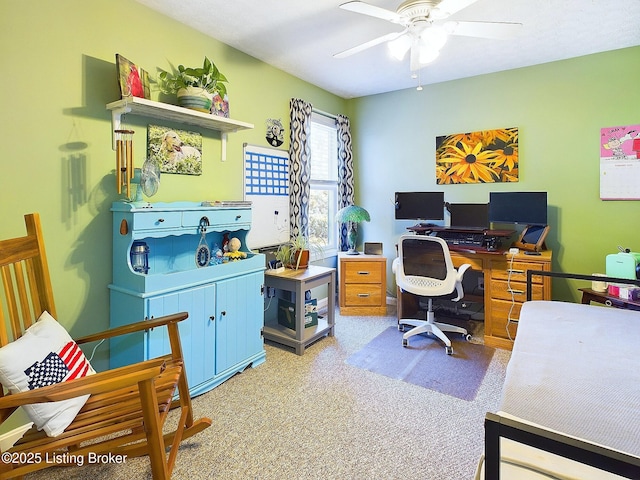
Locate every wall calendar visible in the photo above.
<box><xmin>600</xmin><ymin>124</ymin><xmax>640</xmax><ymax>200</ymax></box>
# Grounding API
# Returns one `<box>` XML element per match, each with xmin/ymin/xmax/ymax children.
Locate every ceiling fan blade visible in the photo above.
<box><xmin>431</xmin><ymin>0</ymin><xmax>480</xmax><ymax>19</ymax></box>
<box><xmin>445</xmin><ymin>20</ymin><xmax>522</xmax><ymax>39</ymax></box>
<box><xmin>339</xmin><ymin>1</ymin><xmax>403</xmax><ymax>24</ymax></box>
<box><xmin>333</xmin><ymin>30</ymin><xmax>407</xmax><ymax>58</ymax></box>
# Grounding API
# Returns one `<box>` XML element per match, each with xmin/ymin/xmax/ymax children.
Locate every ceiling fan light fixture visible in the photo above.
<box><xmin>418</xmin><ymin>46</ymin><xmax>440</xmax><ymax>65</ymax></box>
<box><xmin>388</xmin><ymin>34</ymin><xmax>412</xmax><ymax>60</ymax></box>
<box><xmin>419</xmin><ymin>25</ymin><xmax>448</xmax><ymax>51</ymax></box>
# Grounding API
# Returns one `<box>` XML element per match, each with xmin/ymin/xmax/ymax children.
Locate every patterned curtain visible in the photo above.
<box><xmin>337</xmin><ymin>114</ymin><xmax>354</xmax><ymax>251</ymax></box>
<box><xmin>289</xmin><ymin>98</ymin><xmax>313</xmax><ymax>238</ymax></box>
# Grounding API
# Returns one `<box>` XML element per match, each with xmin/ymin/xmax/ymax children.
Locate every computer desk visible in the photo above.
<box><xmin>398</xmin><ymin>228</ymin><xmax>552</xmax><ymax>350</ymax></box>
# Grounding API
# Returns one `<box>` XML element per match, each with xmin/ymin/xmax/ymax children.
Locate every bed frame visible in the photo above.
<box><xmin>482</xmin><ymin>271</ymin><xmax>640</xmax><ymax>479</ymax></box>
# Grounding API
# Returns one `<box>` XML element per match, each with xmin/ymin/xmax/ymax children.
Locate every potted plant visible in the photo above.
<box><xmin>275</xmin><ymin>233</ymin><xmax>323</xmax><ymax>270</ymax></box>
<box><xmin>158</xmin><ymin>57</ymin><xmax>228</xmax><ymax>113</ymax></box>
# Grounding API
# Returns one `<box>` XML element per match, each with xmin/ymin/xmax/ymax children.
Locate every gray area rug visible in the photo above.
<box><xmin>346</xmin><ymin>326</ymin><xmax>495</xmax><ymax>401</ymax></box>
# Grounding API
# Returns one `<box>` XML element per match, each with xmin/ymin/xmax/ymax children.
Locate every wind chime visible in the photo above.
<box><xmin>114</xmin><ymin>129</ymin><xmax>135</xmax><ymax>198</ymax></box>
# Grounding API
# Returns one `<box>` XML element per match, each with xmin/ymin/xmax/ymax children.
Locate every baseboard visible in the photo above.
<box><xmin>0</xmin><ymin>422</ymin><xmax>33</xmax><ymax>451</ymax></box>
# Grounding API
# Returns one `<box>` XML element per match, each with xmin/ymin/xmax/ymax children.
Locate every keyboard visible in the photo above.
<box><xmin>436</xmin><ymin>231</ymin><xmax>485</xmax><ymax>248</ymax></box>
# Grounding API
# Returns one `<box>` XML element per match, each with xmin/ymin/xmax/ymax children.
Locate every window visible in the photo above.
<box><xmin>308</xmin><ymin>111</ymin><xmax>339</xmax><ymax>258</ymax></box>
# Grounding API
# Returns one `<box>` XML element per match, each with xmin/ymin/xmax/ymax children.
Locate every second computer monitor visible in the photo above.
<box><xmin>488</xmin><ymin>191</ymin><xmax>547</xmax><ymax>226</ymax></box>
<box><xmin>448</xmin><ymin>203</ymin><xmax>489</xmax><ymax>229</ymax></box>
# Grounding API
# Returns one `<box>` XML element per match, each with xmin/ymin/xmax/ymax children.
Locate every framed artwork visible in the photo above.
<box><xmin>140</xmin><ymin>68</ymin><xmax>151</xmax><ymax>99</ymax></box>
<box><xmin>147</xmin><ymin>124</ymin><xmax>203</xmax><ymax>176</ymax></box>
<box><xmin>211</xmin><ymin>93</ymin><xmax>229</xmax><ymax>118</ymax></box>
<box><xmin>436</xmin><ymin>127</ymin><xmax>519</xmax><ymax>184</ymax></box>
<box><xmin>266</xmin><ymin>118</ymin><xmax>285</xmax><ymax>147</ymax></box>
<box><xmin>116</xmin><ymin>54</ymin><xmax>144</xmax><ymax>99</ymax></box>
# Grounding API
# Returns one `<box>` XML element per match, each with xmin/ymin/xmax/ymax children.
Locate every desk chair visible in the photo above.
<box><xmin>393</xmin><ymin>234</ymin><xmax>472</xmax><ymax>355</ymax></box>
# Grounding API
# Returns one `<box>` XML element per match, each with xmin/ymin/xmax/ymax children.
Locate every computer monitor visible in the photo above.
<box><xmin>394</xmin><ymin>192</ymin><xmax>444</xmax><ymax>220</ymax></box>
<box><xmin>488</xmin><ymin>192</ymin><xmax>548</xmax><ymax>226</ymax></box>
<box><xmin>448</xmin><ymin>203</ymin><xmax>489</xmax><ymax>229</ymax></box>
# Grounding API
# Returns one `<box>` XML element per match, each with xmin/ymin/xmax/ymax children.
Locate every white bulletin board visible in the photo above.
<box><xmin>243</xmin><ymin>143</ymin><xmax>290</xmax><ymax>249</ymax></box>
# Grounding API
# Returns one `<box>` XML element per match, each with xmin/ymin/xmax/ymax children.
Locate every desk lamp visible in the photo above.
<box><xmin>336</xmin><ymin>205</ymin><xmax>370</xmax><ymax>255</ymax></box>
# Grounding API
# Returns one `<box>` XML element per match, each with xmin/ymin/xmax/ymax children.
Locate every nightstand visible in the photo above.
<box><xmin>339</xmin><ymin>252</ymin><xmax>387</xmax><ymax>315</ymax></box>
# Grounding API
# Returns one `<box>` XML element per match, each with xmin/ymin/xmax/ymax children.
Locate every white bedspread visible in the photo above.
<box><xmin>499</xmin><ymin>300</ymin><xmax>640</xmax><ymax>458</ymax></box>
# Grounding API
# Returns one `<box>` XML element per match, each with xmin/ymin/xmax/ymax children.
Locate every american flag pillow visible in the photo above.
<box><xmin>0</xmin><ymin>311</ymin><xmax>95</xmax><ymax>437</ymax></box>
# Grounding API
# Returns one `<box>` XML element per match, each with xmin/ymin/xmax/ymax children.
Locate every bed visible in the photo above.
<box><xmin>477</xmin><ymin>272</ymin><xmax>640</xmax><ymax>479</ymax></box>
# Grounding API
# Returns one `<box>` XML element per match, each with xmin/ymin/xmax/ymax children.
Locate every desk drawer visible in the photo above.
<box><xmin>343</xmin><ymin>284</ymin><xmax>383</xmax><ymax>306</ymax></box>
<box><xmin>490</xmin><ymin>260</ymin><xmax>547</xmax><ymax>283</ymax></box>
<box><xmin>488</xmin><ymin>299</ymin><xmax>520</xmax><ymax>339</ymax></box>
<box><xmin>491</xmin><ymin>279</ymin><xmax>544</xmax><ymax>302</ymax></box>
<box><xmin>450</xmin><ymin>253</ymin><xmax>483</xmax><ymax>271</ymax></box>
<box><xmin>343</xmin><ymin>261</ymin><xmax>383</xmax><ymax>284</ymax></box>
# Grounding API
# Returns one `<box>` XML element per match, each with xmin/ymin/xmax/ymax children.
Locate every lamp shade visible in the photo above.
<box><xmin>336</xmin><ymin>205</ymin><xmax>370</xmax><ymax>255</ymax></box>
<box><xmin>335</xmin><ymin>205</ymin><xmax>370</xmax><ymax>224</ymax></box>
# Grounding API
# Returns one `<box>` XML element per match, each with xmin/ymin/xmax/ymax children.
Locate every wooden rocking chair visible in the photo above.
<box><xmin>0</xmin><ymin>213</ymin><xmax>212</xmax><ymax>479</ymax></box>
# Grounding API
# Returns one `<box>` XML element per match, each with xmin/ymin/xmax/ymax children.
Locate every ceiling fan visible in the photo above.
<box><xmin>334</xmin><ymin>0</ymin><xmax>522</xmax><ymax>73</ymax></box>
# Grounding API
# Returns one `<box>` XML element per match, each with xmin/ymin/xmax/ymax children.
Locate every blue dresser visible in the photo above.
<box><xmin>109</xmin><ymin>201</ymin><xmax>266</xmax><ymax>397</ymax></box>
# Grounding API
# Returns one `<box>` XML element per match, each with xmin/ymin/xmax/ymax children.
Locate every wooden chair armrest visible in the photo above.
<box><xmin>74</xmin><ymin>312</ymin><xmax>188</xmax><ymax>345</ymax></box>
<box><xmin>0</xmin><ymin>358</ymin><xmax>168</xmax><ymax>409</ymax></box>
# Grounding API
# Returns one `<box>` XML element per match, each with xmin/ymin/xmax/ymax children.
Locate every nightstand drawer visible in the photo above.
<box><xmin>343</xmin><ymin>261</ymin><xmax>383</xmax><ymax>284</ymax></box>
<box><xmin>339</xmin><ymin>253</ymin><xmax>387</xmax><ymax>316</ymax></box>
<box><xmin>343</xmin><ymin>284</ymin><xmax>383</xmax><ymax>306</ymax></box>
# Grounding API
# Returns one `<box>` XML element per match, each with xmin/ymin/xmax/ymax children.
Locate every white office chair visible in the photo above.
<box><xmin>393</xmin><ymin>234</ymin><xmax>472</xmax><ymax>355</ymax></box>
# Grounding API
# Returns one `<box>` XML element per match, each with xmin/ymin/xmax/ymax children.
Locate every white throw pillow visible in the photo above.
<box><xmin>0</xmin><ymin>311</ymin><xmax>95</xmax><ymax>437</ymax></box>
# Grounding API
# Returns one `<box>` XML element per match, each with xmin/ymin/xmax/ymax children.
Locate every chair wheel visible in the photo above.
<box><xmin>402</xmin><ymin>339</ymin><xmax>408</xmax><ymax>347</ymax></box>
<box><xmin>464</xmin><ymin>333</ymin><xmax>472</xmax><ymax>342</ymax></box>
<box><xmin>398</xmin><ymin>324</ymin><xmax>405</xmax><ymax>332</ymax></box>
<box><xmin>445</xmin><ymin>346</ymin><xmax>453</xmax><ymax>355</ymax></box>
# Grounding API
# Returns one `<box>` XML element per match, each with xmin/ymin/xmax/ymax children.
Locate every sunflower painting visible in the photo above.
<box><xmin>436</xmin><ymin>127</ymin><xmax>519</xmax><ymax>184</ymax></box>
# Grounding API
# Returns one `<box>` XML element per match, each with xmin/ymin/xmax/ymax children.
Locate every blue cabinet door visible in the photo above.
<box><xmin>147</xmin><ymin>283</ymin><xmax>216</xmax><ymax>390</ymax></box>
<box><xmin>215</xmin><ymin>272</ymin><xmax>264</xmax><ymax>374</ymax></box>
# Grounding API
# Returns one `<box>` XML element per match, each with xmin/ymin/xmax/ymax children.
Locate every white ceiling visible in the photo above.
<box><xmin>135</xmin><ymin>0</ymin><xmax>640</xmax><ymax>99</ymax></box>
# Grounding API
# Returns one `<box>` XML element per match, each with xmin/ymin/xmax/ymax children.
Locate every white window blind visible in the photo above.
<box><xmin>309</xmin><ymin>111</ymin><xmax>339</xmax><ymax>258</ymax></box>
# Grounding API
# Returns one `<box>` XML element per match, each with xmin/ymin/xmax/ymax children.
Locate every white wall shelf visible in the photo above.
<box><xmin>106</xmin><ymin>96</ymin><xmax>254</xmax><ymax>161</ymax></box>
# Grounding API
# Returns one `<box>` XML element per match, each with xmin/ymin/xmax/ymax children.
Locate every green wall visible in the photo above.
<box><xmin>348</xmin><ymin>46</ymin><xmax>640</xmax><ymax>300</ymax></box>
<box><xmin>0</xmin><ymin>0</ymin><xmax>346</xmax><ymax>371</ymax></box>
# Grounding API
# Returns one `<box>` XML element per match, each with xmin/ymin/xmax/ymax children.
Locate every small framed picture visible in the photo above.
<box><xmin>140</xmin><ymin>68</ymin><xmax>150</xmax><ymax>99</ymax></box>
<box><xmin>116</xmin><ymin>54</ymin><xmax>144</xmax><ymax>99</ymax></box>
<box><xmin>148</xmin><ymin>124</ymin><xmax>203</xmax><ymax>176</ymax></box>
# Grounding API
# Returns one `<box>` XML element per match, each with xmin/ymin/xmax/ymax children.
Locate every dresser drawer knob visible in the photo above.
<box><xmin>357</xmin><ymin>271</ymin><xmax>370</xmax><ymax>275</ymax></box>
<box><xmin>357</xmin><ymin>293</ymin><xmax>370</xmax><ymax>298</ymax></box>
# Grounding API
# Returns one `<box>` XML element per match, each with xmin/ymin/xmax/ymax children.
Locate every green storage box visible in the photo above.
<box><xmin>278</xmin><ymin>298</ymin><xmax>318</xmax><ymax>330</ymax></box>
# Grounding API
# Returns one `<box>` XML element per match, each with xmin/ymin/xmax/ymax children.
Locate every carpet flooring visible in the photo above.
<box><xmin>346</xmin><ymin>326</ymin><xmax>495</xmax><ymax>401</ymax></box>
<box><xmin>26</xmin><ymin>305</ymin><xmax>511</xmax><ymax>480</ymax></box>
